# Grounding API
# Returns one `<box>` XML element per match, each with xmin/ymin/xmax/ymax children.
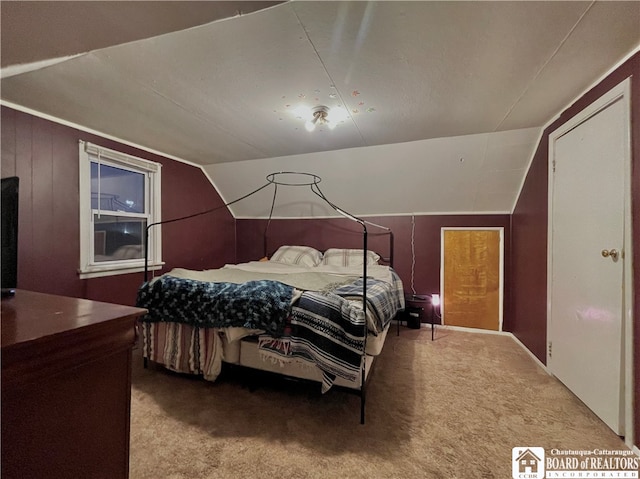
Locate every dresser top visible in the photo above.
<box><xmin>1</xmin><ymin>289</ymin><xmax>147</xmax><ymax>349</ymax></box>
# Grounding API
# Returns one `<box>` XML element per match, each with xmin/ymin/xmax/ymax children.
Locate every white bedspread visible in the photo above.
<box><xmin>162</xmin><ymin>261</ymin><xmax>395</xmax><ymax>292</ymax></box>
<box><xmin>224</xmin><ymin>260</ymin><xmax>396</xmax><ymax>285</ymax></box>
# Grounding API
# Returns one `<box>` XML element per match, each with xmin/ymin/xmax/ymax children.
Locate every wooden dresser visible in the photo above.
<box><xmin>1</xmin><ymin>290</ymin><xmax>147</xmax><ymax>479</ymax></box>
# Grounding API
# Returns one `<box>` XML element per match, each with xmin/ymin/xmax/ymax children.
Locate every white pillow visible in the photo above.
<box><xmin>270</xmin><ymin>245</ymin><xmax>323</xmax><ymax>267</ymax></box>
<box><xmin>322</xmin><ymin>248</ymin><xmax>380</xmax><ymax>267</ymax></box>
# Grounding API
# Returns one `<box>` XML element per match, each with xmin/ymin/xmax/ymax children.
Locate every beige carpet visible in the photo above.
<box><xmin>129</xmin><ymin>327</ymin><xmax>628</xmax><ymax>479</ymax></box>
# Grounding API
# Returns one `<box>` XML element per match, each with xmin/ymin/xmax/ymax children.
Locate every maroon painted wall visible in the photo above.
<box><xmin>510</xmin><ymin>136</ymin><xmax>549</xmax><ymax>362</ymax></box>
<box><xmin>1</xmin><ymin>106</ymin><xmax>235</xmax><ymax>305</ymax></box>
<box><xmin>511</xmin><ymin>52</ymin><xmax>639</xmax><ymax>446</ymax></box>
<box><xmin>4</xmin><ymin>49</ymin><xmax>637</xmax><ymax>444</ymax></box>
<box><xmin>236</xmin><ymin>214</ymin><xmax>511</xmax><ymax>327</ymax></box>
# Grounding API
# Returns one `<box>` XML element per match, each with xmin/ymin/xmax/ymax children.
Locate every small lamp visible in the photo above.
<box><xmin>430</xmin><ymin>293</ymin><xmax>440</xmax><ymax>341</ymax></box>
<box><xmin>431</xmin><ymin>293</ymin><xmax>440</xmax><ymax>307</ymax></box>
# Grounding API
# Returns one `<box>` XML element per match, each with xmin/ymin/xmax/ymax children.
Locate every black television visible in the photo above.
<box><xmin>1</xmin><ymin>177</ymin><xmax>19</xmax><ymax>297</ymax></box>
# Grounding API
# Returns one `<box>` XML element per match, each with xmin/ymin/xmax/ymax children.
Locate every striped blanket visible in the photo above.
<box><xmin>258</xmin><ymin>271</ymin><xmax>405</xmax><ymax>392</ymax></box>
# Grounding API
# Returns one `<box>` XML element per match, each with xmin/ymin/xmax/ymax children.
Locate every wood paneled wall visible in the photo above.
<box><xmin>0</xmin><ymin>106</ymin><xmax>235</xmax><ymax>305</ymax></box>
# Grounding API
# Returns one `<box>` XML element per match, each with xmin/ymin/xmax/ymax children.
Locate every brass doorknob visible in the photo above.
<box><xmin>601</xmin><ymin>249</ymin><xmax>619</xmax><ymax>260</ymax></box>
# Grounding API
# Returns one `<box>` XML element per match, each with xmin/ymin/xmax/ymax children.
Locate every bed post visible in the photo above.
<box><xmin>144</xmin><ymin>225</ymin><xmax>150</xmax><ymax>283</ymax></box>
<box><xmin>360</xmin><ymin>227</ymin><xmax>368</xmax><ymax>424</ymax></box>
<box><xmin>360</xmin><ymin>382</ymin><xmax>366</xmax><ymax>424</ymax></box>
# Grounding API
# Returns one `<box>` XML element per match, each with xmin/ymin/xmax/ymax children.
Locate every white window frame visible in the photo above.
<box><xmin>78</xmin><ymin>141</ymin><xmax>163</xmax><ymax>279</ymax></box>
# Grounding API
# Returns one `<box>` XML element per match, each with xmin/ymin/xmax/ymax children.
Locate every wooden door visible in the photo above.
<box><xmin>441</xmin><ymin>228</ymin><xmax>502</xmax><ymax>331</ymax></box>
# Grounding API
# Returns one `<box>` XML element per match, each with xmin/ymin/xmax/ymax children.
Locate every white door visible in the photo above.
<box><xmin>548</xmin><ymin>80</ymin><xmax>630</xmax><ymax>436</ymax></box>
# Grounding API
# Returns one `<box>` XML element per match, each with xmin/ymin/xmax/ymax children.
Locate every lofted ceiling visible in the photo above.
<box><xmin>1</xmin><ymin>1</ymin><xmax>639</xmax><ymax>217</ymax></box>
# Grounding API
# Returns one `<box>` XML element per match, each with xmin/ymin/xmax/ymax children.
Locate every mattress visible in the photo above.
<box><xmin>235</xmin><ymin>323</ymin><xmax>389</xmax><ymax>389</ymax></box>
<box><xmin>142</xmin><ymin>322</ymin><xmax>389</xmax><ymax>368</ymax></box>
<box><xmin>238</xmin><ymin>339</ymin><xmax>377</xmax><ymax>390</ymax></box>
<box><xmin>141</xmin><ymin>321</ymin><xmax>390</xmax><ymax>389</ymax></box>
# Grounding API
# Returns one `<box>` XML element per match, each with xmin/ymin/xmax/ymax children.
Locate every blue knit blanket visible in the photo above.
<box><xmin>136</xmin><ymin>275</ymin><xmax>293</xmax><ymax>337</ymax></box>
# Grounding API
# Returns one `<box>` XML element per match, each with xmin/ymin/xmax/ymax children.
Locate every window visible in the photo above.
<box><xmin>79</xmin><ymin>141</ymin><xmax>162</xmax><ymax>278</ymax></box>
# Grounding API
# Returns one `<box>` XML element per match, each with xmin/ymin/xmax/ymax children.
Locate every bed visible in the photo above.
<box><xmin>136</xmin><ymin>245</ymin><xmax>405</xmax><ymax>423</ymax></box>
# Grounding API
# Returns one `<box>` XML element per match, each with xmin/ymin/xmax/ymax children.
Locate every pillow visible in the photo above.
<box><xmin>322</xmin><ymin>248</ymin><xmax>380</xmax><ymax>267</ymax></box>
<box><xmin>269</xmin><ymin>245</ymin><xmax>323</xmax><ymax>267</ymax></box>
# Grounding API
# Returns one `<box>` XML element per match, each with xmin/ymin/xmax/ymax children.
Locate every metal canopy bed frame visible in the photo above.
<box><xmin>140</xmin><ymin>172</ymin><xmax>397</xmax><ymax>424</ymax></box>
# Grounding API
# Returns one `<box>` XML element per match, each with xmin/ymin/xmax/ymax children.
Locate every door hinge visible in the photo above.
<box><xmin>552</xmin><ymin>160</ymin><xmax>556</xmax><ymax>173</ymax></box>
<box><xmin>548</xmin><ymin>341</ymin><xmax>552</xmax><ymax>359</ymax></box>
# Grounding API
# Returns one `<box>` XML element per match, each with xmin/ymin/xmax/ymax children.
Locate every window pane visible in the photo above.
<box><xmin>93</xmin><ymin>215</ymin><xmax>146</xmax><ymax>262</ymax></box>
<box><xmin>91</xmin><ymin>162</ymin><xmax>145</xmax><ymax>213</ymax></box>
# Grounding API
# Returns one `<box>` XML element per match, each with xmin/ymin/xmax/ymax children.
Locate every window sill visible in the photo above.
<box><xmin>78</xmin><ymin>262</ymin><xmax>164</xmax><ymax>280</ymax></box>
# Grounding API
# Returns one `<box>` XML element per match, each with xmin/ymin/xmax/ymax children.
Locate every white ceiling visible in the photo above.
<box><xmin>2</xmin><ymin>1</ymin><xmax>639</xmax><ymax>217</ymax></box>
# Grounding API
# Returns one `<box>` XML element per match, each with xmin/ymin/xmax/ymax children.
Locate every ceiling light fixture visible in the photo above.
<box><xmin>305</xmin><ymin>105</ymin><xmax>336</xmax><ymax>132</ymax></box>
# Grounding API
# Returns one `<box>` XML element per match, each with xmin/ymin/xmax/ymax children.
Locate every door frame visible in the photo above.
<box><xmin>547</xmin><ymin>78</ymin><xmax>633</xmax><ymax>444</ymax></box>
<box><xmin>440</xmin><ymin>227</ymin><xmax>504</xmax><ymax>331</ymax></box>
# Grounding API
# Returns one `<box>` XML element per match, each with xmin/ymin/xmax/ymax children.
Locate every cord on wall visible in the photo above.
<box><xmin>410</xmin><ymin>214</ymin><xmax>416</xmax><ymax>296</ymax></box>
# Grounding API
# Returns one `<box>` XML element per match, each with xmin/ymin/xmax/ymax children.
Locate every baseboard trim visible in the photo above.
<box><xmin>432</xmin><ymin>324</ymin><xmax>510</xmax><ymax>336</ymax></box>
<box><xmin>425</xmin><ymin>324</ymin><xmax>550</xmax><ymax>374</ymax></box>
<box><xmin>507</xmin><ymin>332</ymin><xmax>550</xmax><ymax>374</ymax></box>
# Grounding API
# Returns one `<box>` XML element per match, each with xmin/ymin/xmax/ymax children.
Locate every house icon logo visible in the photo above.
<box><xmin>512</xmin><ymin>447</ymin><xmax>545</xmax><ymax>479</ymax></box>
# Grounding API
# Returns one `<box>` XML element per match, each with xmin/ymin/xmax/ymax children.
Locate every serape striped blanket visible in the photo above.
<box><xmin>258</xmin><ymin>271</ymin><xmax>405</xmax><ymax>392</ymax></box>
